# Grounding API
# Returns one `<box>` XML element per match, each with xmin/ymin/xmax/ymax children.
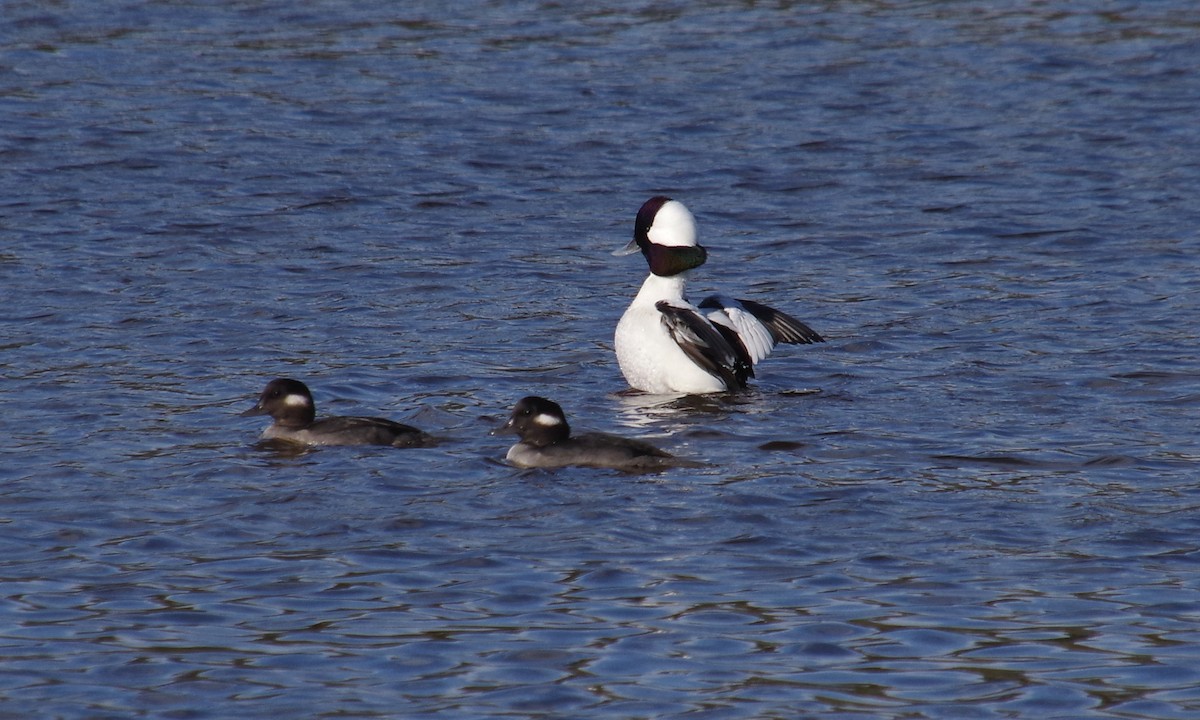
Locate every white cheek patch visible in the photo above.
<box><xmin>284</xmin><ymin>393</ymin><xmax>312</xmax><ymax>408</ymax></box>
<box><xmin>533</xmin><ymin>413</ymin><xmax>563</xmax><ymax>427</ymax></box>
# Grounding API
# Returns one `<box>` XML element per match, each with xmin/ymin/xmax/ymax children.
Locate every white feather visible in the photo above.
<box><xmin>706</xmin><ymin>300</ymin><xmax>776</xmax><ymax>364</ymax></box>
<box><xmin>647</xmin><ymin>200</ymin><xmax>698</xmax><ymax>248</ymax></box>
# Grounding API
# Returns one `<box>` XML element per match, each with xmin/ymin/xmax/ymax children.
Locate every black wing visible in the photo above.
<box><xmin>655</xmin><ymin>301</ymin><xmax>752</xmax><ymax>390</ymax></box>
<box><xmin>700</xmin><ymin>296</ymin><xmax>825</xmax><ymax>345</ymax></box>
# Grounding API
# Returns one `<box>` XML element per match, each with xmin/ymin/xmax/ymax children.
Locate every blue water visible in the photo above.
<box><xmin>2</xmin><ymin>2</ymin><xmax>1199</xmax><ymax>718</ymax></box>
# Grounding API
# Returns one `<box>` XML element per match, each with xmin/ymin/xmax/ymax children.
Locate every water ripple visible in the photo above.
<box><xmin>2</xmin><ymin>0</ymin><xmax>1199</xmax><ymax>718</ymax></box>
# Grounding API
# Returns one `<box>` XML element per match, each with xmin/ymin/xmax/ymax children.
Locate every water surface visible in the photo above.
<box><xmin>2</xmin><ymin>2</ymin><xmax>1199</xmax><ymax>718</ymax></box>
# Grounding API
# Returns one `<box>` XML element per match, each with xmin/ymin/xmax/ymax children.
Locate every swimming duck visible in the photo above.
<box><xmin>241</xmin><ymin>378</ymin><xmax>433</xmax><ymax>448</ymax></box>
<box><xmin>493</xmin><ymin>395</ymin><xmax>701</xmax><ymax>471</ymax></box>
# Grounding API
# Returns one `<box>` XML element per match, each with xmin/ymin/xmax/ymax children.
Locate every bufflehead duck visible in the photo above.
<box><xmin>613</xmin><ymin>196</ymin><xmax>824</xmax><ymax>394</ymax></box>
<box><xmin>492</xmin><ymin>396</ymin><xmax>702</xmax><ymax>471</ymax></box>
<box><xmin>241</xmin><ymin>378</ymin><xmax>433</xmax><ymax>448</ymax></box>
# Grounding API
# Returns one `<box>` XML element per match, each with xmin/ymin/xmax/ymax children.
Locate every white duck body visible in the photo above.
<box><xmin>615</xmin><ymin>272</ymin><xmax>729</xmax><ymax>394</ymax></box>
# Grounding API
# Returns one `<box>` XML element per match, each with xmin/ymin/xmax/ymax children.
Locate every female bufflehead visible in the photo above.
<box><xmin>613</xmin><ymin>196</ymin><xmax>824</xmax><ymax>394</ymax></box>
<box><xmin>492</xmin><ymin>396</ymin><xmax>702</xmax><ymax>471</ymax></box>
<box><xmin>241</xmin><ymin>378</ymin><xmax>433</xmax><ymax>448</ymax></box>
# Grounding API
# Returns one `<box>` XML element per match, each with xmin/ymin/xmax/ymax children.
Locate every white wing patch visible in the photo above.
<box><xmin>706</xmin><ymin>300</ymin><xmax>776</xmax><ymax>364</ymax></box>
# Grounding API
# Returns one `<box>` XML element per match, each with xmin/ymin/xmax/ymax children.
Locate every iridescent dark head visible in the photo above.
<box><xmin>613</xmin><ymin>196</ymin><xmax>708</xmax><ymax>277</ymax></box>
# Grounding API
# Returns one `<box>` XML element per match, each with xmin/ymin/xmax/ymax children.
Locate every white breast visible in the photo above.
<box><xmin>614</xmin><ymin>274</ymin><xmax>730</xmax><ymax>394</ymax></box>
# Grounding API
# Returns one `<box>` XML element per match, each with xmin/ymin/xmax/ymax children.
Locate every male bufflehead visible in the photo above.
<box><xmin>613</xmin><ymin>196</ymin><xmax>824</xmax><ymax>394</ymax></box>
<box><xmin>492</xmin><ymin>396</ymin><xmax>702</xmax><ymax>471</ymax></box>
<box><xmin>241</xmin><ymin>378</ymin><xmax>433</xmax><ymax>448</ymax></box>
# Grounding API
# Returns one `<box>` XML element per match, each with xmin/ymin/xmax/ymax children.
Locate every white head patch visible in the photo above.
<box><xmin>647</xmin><ymin>200</ymin><xmax>697</xmax><ymax>248</ymax></box>
<box><xmin>533</xmin><ymin>412</ymin><xmax>563</xmax><ymax>427</ymax></box>
<box><xmin>283</xmin><ymin>393</ymin><xmax>311</xmax><ymax>408</ymax></box>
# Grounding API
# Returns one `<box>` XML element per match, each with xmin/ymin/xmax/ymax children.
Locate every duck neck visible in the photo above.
<box><xmin>634</xmin><ymin>272</ymin><xmax>689</xmax><ymax>306</ymax></box>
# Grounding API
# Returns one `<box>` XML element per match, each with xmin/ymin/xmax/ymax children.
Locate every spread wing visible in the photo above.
<box><xmin>702</xmin><ymin>300</ymin><xmax>776</xmax><ymax>365</ymax></box>
<box><xmin>655</xmin><ymin>300</ymin><xmax>752</xmax><ymax>390</ymax></box>
<box><xmin>699</xmin><ymin>295</ymin><xmax>825</xmax><ymax>361</ymax></box>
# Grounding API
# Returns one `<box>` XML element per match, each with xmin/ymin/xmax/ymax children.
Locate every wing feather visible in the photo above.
<box><xmin>705</xmin><ymin>303</ymin><xmax>775</xmax><ymax>364</ymax></box>
<box><xmin>655</xmin><ymin>300</ymin><xmax>751</xmax><ymax>390</ymax></box>
<box><xmin>699</xmin><ymin>294</ymin><xmax>825</xmax><ymax>351</ymax></box>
